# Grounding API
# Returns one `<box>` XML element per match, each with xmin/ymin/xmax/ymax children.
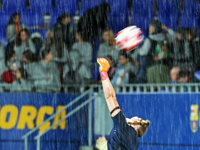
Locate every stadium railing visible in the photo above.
<box><xmin>1</xmin><ymin>83</ymin><xmax>200</xmax><ymax>94</ymax></box>
<box><xmin>64</xmin><ymin>83</ymin><xmax>200</xmax><ymax>94</ymax></box>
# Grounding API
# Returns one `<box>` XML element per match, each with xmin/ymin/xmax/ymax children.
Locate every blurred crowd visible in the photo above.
<box><xmin>134</xmin><ymin>20</ymin><xmax>200</xmax><ymax>84</ymax></box>
<box><xmin>0</xmin><ymin>12</ymin><xmax>200</xmax><ymax>93</ymax></box>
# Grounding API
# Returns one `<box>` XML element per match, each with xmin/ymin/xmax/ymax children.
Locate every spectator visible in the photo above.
<box><xmin>177</xmin><ymin>70</ymin><xmax>190</xmax><ymax>83</ymax></box>
<box><xmin>72</xmin><ymin>32</ymin><xmax>93</xmax><ymax>67</ymax></box>
<box><xmin>14</xmin><ymin>29</ymin><xmax>36</xmax><ymax>62</ymax></box>
<box><xmin>22</xmin><ymin>50</ymin><xmax>39</xmax><ymax>80</ymax></box>
<box><xmin>42</xmin><ymin>30</ymin><xmax>69</xmax><ymax>66</ymax></box>
<box><xmin>0</xmin><ymin>42</ymin><xmax>7</xmax><ymax>77</ymax></box>
<box><xmin>111</xmin><ymin>50</ymin><xmax>134</xmax><ymax>85</ymax></box>
<box><xmin>6</xmin><ymin>13</ymin><xmax>22</xmax><ymax>42</ymax></box>
<box><xmin>5</xmin><ymin>48</ymin><xmax>20</xmax><ymax>72</ymax></box>
<box><xmin>77</xmin><ymin>2</ymin><xmax>110</xmax><ymax>42</ymax></box>
<box><xmin>6</xmin><ymin>13</ymin><xmax>42</xmax><ymax>42</ymax></box>
<box><xmin>33</xmin><ymin>49</ymin><xmax>60</xmax><ymax>93</ymax></box>
<box><xmin>148</xmin><ymin>40</ymin><xmax>171</xmax><ymax>83</ymax></box>
<box><xmin>172</xmin><ymin>27</ymin><xmax>192</xmax><ymax>71</ymax></box>
<box><xmin>129</xmin><ymin>55</ymin><xmax>139</xmax><ymax>84</ymax></box>
<box><xmin>2</xmin><ymin>48</ymin><xmax>18</xmax><ymax>90</ymax></box>
<box><xmin>97</xmin><ymin>29</ymin><xmax>119</xmax><ymax>63</ymax></box>
<box><xmin>138</xmin><ymin>20</ymin><xmax>176</xmax><ymax>83</ymax></box>
<box><xmin>22</xmin><ymin>50</ymin><xmax>39</xmax><ymax>64</ymax></box>
<box><xmin>31</xmin><ymin>32</ymin><xmax>44</xmax><ymax>55</ymax></box>
<box><xmin>154</xmin><ymin>41</ymin><xmax>169</xmax><ymax>60</ymax></box>
<box><xmin>134</xmin><ymin>51</ymin><xmax>147</xmax><ymax>83</ymax></box>
<box><xmin>170</xmin><ymin>67</ymin><xmax>181</xmax><ymax>83</ymax></box>
<box><xmin>63</xmin><ymin>50</ymin><xmax>91</xmax><ymax>85</ymax></box>
<box><xmin>53</xmin><ymin>13</ymin><xmax>72</xmax><ymax>49</ymax></box>
<box><xmin>185</xmin><ymin>28</ymin><xmax>200</xmax><ymax>71</ymax></box>
<box><xmin>10</xmin><ymin>68</ymin><xmax>31</xmax><ymax>92</ymax></box>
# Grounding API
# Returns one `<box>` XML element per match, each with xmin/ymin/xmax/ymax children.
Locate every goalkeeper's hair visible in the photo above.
<box><xmin>138</xmin><ymin>120</ymin><xmax>150</xmax><ymax>138</ymax></box>
<box><xmin>130</xmin><ymin>119</ymin><xmax>150</xmax><ymax>138</ymax></box>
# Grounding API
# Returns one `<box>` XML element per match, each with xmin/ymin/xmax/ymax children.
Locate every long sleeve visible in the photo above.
<box><xmin>14</xmin><ymin>39</ymin><xmax>36</xmax><ymax>62</ymax></box>
<box><xmin>41</xmin><ymin>62</ymin><xmax>60</xmax><ymax>91</ymax></box>
<box><xmin>72</xmin><ymin>43</ymin><xmax>76</xmax><ymax>50</ymax></box>
<box><xmin>31</xmin><ymin>70</ymin><xmax>47</xmax><ymax>80</ymax></box>
<box><xmin>72</xmin><ymin>42</ymin><xmax>93</xmax><ymax>66</ymax></box>
<box><xmin>0</xmin><ymin>60</ymin><xmax>7</xmax><ymax>77</ymax></box>
<box><xmin>33</xmin><ymin>61</ymin><xmax>60</xmax><ymax>92</ymax></box>
<box><xmin>97</xmin><ymin>43</ymin><xmax>119</xmax><ymax>63</ymax></box>
<box><xmin>51</xmin><ymin>62</ymin><xmax>61</xmax><ymax>89</ymax></box>
<box><xmin>6</xmin><ymin>25</ymin><xmax>16</xmax><ymax>42</ymax></box>
<box><xmin>0</xmin><ymin>44</ymin><xmax>7</xmax><ymax>76</ymax></box>
<box><xmin>0</xmin><ymin>43</ymin><xmax>5</xmax><ymax>59</ymax></box>
<box><xmin>52</xmin><ymin>44</ymin><xmax>69</xmax><ymax>63</ymax></box>
<box><xmin>28</xmin><ymin>39</ymin><xmax>36</xmax><ymax>54</ymax></box>
<box><xmin>25</xmin><ymin>63</ymin><xmax>42</xmax><ymax>80</ymax></box>
<box><xmin>97</xmin><ymin>44</ymin><xmax>106</xmax><ymax>58</ymax></box>
<box><xmin>167</xmin><ymin>29</ymin><xmax>177</xmax><ymax>43</ymax></box>
<box><xmin>138</xmin><ymin>38</ymin><xmax>151</xmax><ymax>56</ymax></box>
<box><xmin>63</xmin><ymin>64</ymin><xmax>70</xmax><ymax>79</ymax></box>
<box><xmin>10</xmin><ymin>80</ymin><xmax>32</xmax><ymax>92</ymax></box>
<box><xmin>85</xmin><ymin>43</ymin><xmax>93</xmax><ymax>65</ymax></box>
<box><xmin>78</xmin><ymin>64</ymin><xmax>92</xmax><ymax>84</ymax></box>
<box><xmin>28</xmin><ymin>62</ymin><xmax>47</xmax><ymax>80</ymax></box>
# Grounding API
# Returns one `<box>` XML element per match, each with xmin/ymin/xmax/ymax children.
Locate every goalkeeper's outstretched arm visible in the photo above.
<box><xmin>97</xmin><ymin>58</ymin><xmax>121</xmax><ymax>117</ymax></box>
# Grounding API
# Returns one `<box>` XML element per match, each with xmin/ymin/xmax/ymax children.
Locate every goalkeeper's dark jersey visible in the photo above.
<box><xmin>107</xmin><ymin>111</ymin><xmax>138</xmax><ymax>150</ymax></box>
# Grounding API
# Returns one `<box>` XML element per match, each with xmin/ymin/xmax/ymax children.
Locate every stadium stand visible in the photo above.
<box><xmin>20</xmin><ymin>12</ymin><xmax>44</xmax><ymax>27</ymax></box>
<box><xmin>158</xmin><ymin>0</ymin><xmax>178</xmax><ymax>13</ymax></box>
<box><xmin>132</xmin><ymin>0</ymin><xmax>156</xmax><ymax>36</ymax></box>
<box><xmin>181</xmin><ymin>13</ymin><xmax>199</xmax><ymax>28</ymax></box>
<box><xmin>158</xmin><ymin>12</ymin><xmax>178</xmax><ymax>30</ymax></box>
<box><xmin>133</xmin><ymin>0</ymin><xmax>156</xmax><ymax>14</ymax></box>
<box><xmin>29</xmin><ymin>0</ymin><xmax>52</xmax><ymax>13</ymax></box>
<box><xmin>158</xmin><ymin>0</ymin><xmax>179</xmax><ymax>29</ymax></box>
<box><xmin>107</xmin><ymin>0</ymin><xmax>129</xmax><ymax>34</ymax></box>
<box><xmin>107</xmin><ymin>0</ymin><xmax>129</xmax><ymax>13</ymax></box>
<box><xmin>2</xmin><ymin>0</ymin><xmax>26</xmax><ymax>13</ymax></box>
<box><xmin>54</xmin><ymin>0</ymin><xmax>78</xmax><ymax>15</ymax></box>
<box><xmin>0</xmin><ymin>1</ymin><xmax>200</xmax><ymax>150</ymax></box>
<box><xmin>183</xmin><ymin>0</ymin><xmax>199</xmax><ymax>14</ymax></box>
<box><xmin>108</xmin><ymin>12</ymin><xmax>129</xmax><ymax>34</ymax></box>
<box><xmin>80</xmin><ymin>0</ymin><xmax>104</xmax><ymax>16</ymax></box>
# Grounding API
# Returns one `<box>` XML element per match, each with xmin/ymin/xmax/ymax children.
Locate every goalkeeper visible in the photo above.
<box><xmin>96</xmin><ymin>58</ymin><xmax>150</xmax><ymax>150</ymax></box>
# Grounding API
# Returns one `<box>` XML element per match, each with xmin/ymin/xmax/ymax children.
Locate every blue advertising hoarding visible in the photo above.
<box><xmin>117</xmin><ymin>94</ymin><xmax>200</xmax><ymax>150</ymax></box>
<box><xmin>0</xmin><ymin>93</ymin><xmax>199</xmax><ymax>150</ymax></box>
<box><xmin>0</xmin><ymin>93</ymin><xmax>89</xmax><ymax>150</ymax></box>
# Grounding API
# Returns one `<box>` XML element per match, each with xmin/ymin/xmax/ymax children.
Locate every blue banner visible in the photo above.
<box><xmin>0</xmin><ymin>93</ymin><xmax>199</xmax><ymax>150</ymax></box>
<box><xmin>116</xmin><ymin>94</ymin><xmax>200</xmax><ymax>150</ymax></box>
<box><xmin>0</xmin><ymin>94</ymin><xmax>89</xmax><ymax>150</ymax></box>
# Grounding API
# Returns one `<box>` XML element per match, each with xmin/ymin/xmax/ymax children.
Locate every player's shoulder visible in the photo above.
<box><xmin>112</xmin><ymin>111</ymin><xmax>127</xmax><ymax>125</ymax></box>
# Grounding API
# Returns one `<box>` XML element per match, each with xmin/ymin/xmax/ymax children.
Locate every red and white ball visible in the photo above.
<box><xmin>114</xmin><ymin>26</ymin><xmax>144</xmax><ymax>52</ymax></box>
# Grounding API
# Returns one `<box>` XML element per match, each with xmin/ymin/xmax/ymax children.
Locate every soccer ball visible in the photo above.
<box><xmin>114</xmin><ymin>26</ymin><xmax>144</xmax><ymax>52</ymax></box>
